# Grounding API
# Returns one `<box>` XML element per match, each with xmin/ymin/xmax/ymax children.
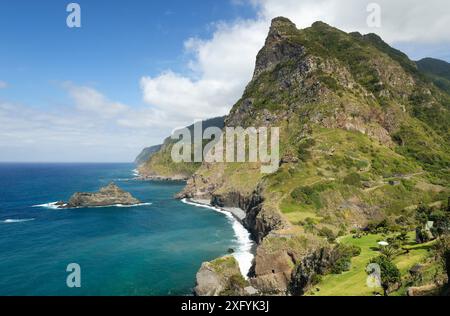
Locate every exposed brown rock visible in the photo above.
<box><xmin>62</xmin><ymin>183</ymin><xmax>140</xmax><ymax>208</ymax></box>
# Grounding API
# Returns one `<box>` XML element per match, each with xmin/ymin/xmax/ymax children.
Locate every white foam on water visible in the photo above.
<box><xmin>114</xmin><ymin>203</ymin><xmax>153</xmax><ymax>208</ymax></box>
<box><xmin>32</xmin><ymin>202</ymin><xmax>63</xmax><ymax>210</ymax></box>
<box><xmin>181</xmin><ymin>199</ymin><xmax>255</xmax><ymax>279</ymax></box>
<box><xmin>132</xmin><ymin>169</ymin><xmax>140</xmax><ymax>177</ymax></box>
<box><xmin>3</xmin><ymin>218</ymin><xmax>35</xmax><ymax>223</ymax></box>
<box><xmin>33</xmin><ymin>202</ymin><xmax>152</xmax><ymax>210</ymax></box>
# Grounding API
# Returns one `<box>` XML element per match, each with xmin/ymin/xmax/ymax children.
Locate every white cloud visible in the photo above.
<box><xmin>0</xmin><ymin>81</ymin><xmax>7</xmax><ymax>89</ymax></box>
<box><xmin>64</xmin><ymin>82</ymin><xmax>128</xmax><ymax>118</ymax></box>
<box><xmin>0</xmin><ymin>85</ymin><xmax>168</xmax><ymax>162</ymax></box>
<box><xmin>140</xmin><ymin>19</ymin><xmax>269</xmax><ymax>125</ymax></box>
<box><xmin>140</xmin><ymin>0</ymin><xmax>450</xmax><ymax>129</ymax></box>
<box><xmin>252</xmin><ymin>0</ymin><xmax>450</xmax><ymax>44</ymax></box>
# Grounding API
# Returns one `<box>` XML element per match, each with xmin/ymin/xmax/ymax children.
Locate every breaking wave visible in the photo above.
<box><xmin>181</xmin><ymin>199</ymin><xmax>255</xmax><ymax>279</ymax></box>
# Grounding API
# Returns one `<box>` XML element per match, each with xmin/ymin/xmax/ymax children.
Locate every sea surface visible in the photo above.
<box><xmin>0</xmin><ymin>163</ymin><xmax>253</xmax><ymax>296</ymax></box>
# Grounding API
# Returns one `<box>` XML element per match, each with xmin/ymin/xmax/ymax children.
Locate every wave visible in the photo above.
<box><xmin>33</xmin><ymin>202</ymin><xmax>152</xmax><ymax>210</ymax></box>
<box><xmin>112</xmin><ymin>178</ymin><xmax>135</xmax><ymax>182</ymax></box>
<box><xmin>111</xmin><ymin>169</ymin><xmax>141</xmax><ymax>182</ymax></box>
<box><xmin>32</xmin><ymin>202</ymin><xmax>63</xmax><ymax>210</ymax></box>
<box><xmin>2</xmin><ymin>218</ymin><xmax>35</xmax><ymax>223</ymax></box>
<box><xmin>181</xmin><ymin>199</ymin><xmax>255</xmax><ymax>279</ymax></box>
<box><xmin>113</xmin><ymin>203</ymin><xmax>152</xmax><ymax>208</ymax></box>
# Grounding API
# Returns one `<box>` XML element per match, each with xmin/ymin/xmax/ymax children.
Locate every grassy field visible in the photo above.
<box><xmin>306</xmin><ymin>232</ymin><xmax>434</xmax><ymax>296</ymax></box>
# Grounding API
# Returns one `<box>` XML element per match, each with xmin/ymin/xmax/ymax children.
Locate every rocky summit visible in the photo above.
<box><xmin>60</xmin><ymin>183</ymin><xmax>141</xmax><ymax>208</ymax></box>
<box><xmin>139</xmin><ymin>17</ymin><xmax>450</xmax><ymax>296</ymax></box>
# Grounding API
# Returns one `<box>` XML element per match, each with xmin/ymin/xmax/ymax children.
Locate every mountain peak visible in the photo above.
<box><xmin>310</xmin><ymin>21</ymin><xmax>332</xmax><ymax>29</ymax></box>
<box><xmin>270</xmin><ymin>16</ymin><xmax>296</xmax><ymax>28</ymax></box>
<box><xmin>267</xmin><ymin>17</ymin><xmax>298</xmax><ymax>41</ymax></box>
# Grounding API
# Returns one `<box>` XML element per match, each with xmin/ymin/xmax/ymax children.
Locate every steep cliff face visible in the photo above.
<box><xmin>138</xmin><ymin>117</ymin><xmax>225</xmax><ymax>180</ymax></box>
<box><xmin>134</xmin><ymin>145</ymin><xmax>162</xmax><ymax>166</ymax></box>
<box><xmin>183</xmin><ymin>17</ymin><xmax>450</xmax><ymax>295</ymax></box>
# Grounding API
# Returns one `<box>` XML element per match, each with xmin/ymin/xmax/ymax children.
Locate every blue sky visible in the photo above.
<box><xmin>0</xmin><ymin>0</ymin><xmax>254</xmax><ymax>109</ymax></box>
<box><xmin>0</xmin><ymin>0</ymin><xmax>449</xmax><ymax>162</ymax></box>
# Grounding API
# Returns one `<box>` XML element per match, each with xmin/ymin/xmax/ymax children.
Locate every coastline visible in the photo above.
<box><xmin>181</xmin><ymin>198</ymin><xmax>256</xmax><ymax>279</ymax></box>
<box><xmin>134</xmin><ymin>168</ymin><xmax>256</xmax><ymax>280</ymax></box>
<box><xmin>133</xmin><ymin>169</ymin><xmax>190</xmax><ymax>182</ymax></box>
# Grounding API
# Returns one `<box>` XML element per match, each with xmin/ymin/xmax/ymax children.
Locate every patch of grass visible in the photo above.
<box><xmin>210</xmin><ymin>256</ymin><xmax>239</xmax><ymax>274</ymax></box>
<box><xmin>307</xmin><ymin>232</ymin><xmax>434</xmax><ymax>296</ymax></box>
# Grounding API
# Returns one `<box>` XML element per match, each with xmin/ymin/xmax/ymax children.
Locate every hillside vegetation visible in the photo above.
<box><xmin>142</xmin><ymin>17</ymin><xmax>450</xmax><ymax>295</ymax></box>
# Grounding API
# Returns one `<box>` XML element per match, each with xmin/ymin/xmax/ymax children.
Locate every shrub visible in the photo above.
<box><xmin>366</xmin><ymin>219</ymin><xmax>391</xmax><ymax>234</ymax></box>
<box><xmin>310</xmin><ymin>274</ymin><xmax>323</xmax><ymax>285</ymax></box>
<box><xmin>330</xmin><ymin>244</ymin><xmax>362</xmax><ymax>274</ymax></box>
<box><xmin>331</xmin><ymin>257</ymin><xmax>351</xmax><ymax>274</ymax></box>
<box><xmin>220</xmin><ymin>274</ymin><xmax>249</xmax><ymax>296</ymax></box>
<box><xmin>319</xmin><ymin>227</ymin><xmax>336</xmax><ymax>243</ymax></box>
<box><xmin>297</xmin><ymin>138</ymin><xmax>316</xmax><ymax>162</ymax></box>
<box><xmin>290</xmin><ymin>182</ymin><xmax>336</xmax><ymax>209</ymax></box>
<box><xmin>291</xmin><ymin>186</ymin><xmax>321</xmax><ymax>208</ymax></box>
<box><xmin>343</xmin><ymin>172</ymin><xmax>362</xmax><ymax>187</ymax></box>
<box><xmin>369</xmin><ymin>256</ymin><xmax>401</xmax><ymax>296</ymax></box>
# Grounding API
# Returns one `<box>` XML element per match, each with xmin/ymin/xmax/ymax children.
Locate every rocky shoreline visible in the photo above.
<box><xmin>136</xmin><ymin>174</ymin><xmax>189</xmax><ymax>182</ymax></box>
<box><xmin>186</xmin><ymin>199</ymin><xmax>247</xmax><ymax>224</ymax></box>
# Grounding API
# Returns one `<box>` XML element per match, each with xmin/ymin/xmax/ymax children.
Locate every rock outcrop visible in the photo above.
<box><xmin>194</xmin><ymin>256</ymin><xmax>248</xmax><ymax>296</ymax></box>
<box><xmin>61</xmin><ymin>183</ymin><xmax>141</xmax><ymax>208</ymax></box>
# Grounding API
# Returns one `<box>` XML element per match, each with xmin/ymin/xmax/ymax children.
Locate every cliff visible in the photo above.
<box><xmin>138</xmin><ymin>116</ymin><xmax>225</xmax><ymax>180</ymax></box>
<box><xmin>182</xmin><ymin>17</ymin><xmax>450</xmax><ymax>295</ymax></box>
<box><xmin>134</xmin><ymin>144</ymin><xmax>162</xmax><ymax>166</ymax></box>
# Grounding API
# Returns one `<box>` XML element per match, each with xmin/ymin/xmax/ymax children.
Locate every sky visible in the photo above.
<box><xmin>0</xmin><ymin>0</ymin><xmax>449</xmax><ymax>162</ymax></box>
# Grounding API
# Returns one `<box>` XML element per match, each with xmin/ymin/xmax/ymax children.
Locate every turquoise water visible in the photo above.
<box><xmin>0</xmin><ymin>163</ymin><xmax>237</xmax><ymax>296</ymax></box>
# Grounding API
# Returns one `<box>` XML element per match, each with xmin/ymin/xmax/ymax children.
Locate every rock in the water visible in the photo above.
<box><xmin>62</xmin><ymin>182</ymin><xmax>141</xmax><ymax>208</ymax></box>
<box><xmin>194</xmin><ymin>256</ymin><xmax>248</xmax><ymax>296</ymax></box>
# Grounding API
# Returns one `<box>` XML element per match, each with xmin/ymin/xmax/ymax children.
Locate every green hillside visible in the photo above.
<box><xmin>146</xmin><ymin>17</ymin><xmax>450</xmax><ymax>295</ymax></box>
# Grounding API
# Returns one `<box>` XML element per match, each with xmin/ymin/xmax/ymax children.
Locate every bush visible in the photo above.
<box><xmin>343</xmin><ymin>172</ymin><xmax>362</xmax><ymax>187</ymax></box>
<box><xmin>291</xmin><ymin>182</ymin><xmax>336</xmax><ymax>209</ymax></box>
<box><xmin>366</xmin><ymin>219</ymin><xmax>387</xmax><ymax>233</ymax></box>
<box><xmin>434</xmin><ymin>236</ymin><xmax>450</xmax><ymax>280</ymax></box>
<box><xmin>369</xmin><ymin>256</ymin><xmax>401</xmax><ymax>295</ymax></box>
<box><xmin>319</xmin><ymin>227</ymin><xmax>336</xmax><ymax>242</ymax></box>
<box><xmin>291</xmin><ymin>186</ymin><xmax>321</xmax><ymax>208</ymax></box>
<box><xmin>220</xmin><ymin>274</ymin><xmax>249</xmax><ymax>296</ymax></box>
<box><xmin>330</xmin><ymin>244</ymin><xmax>362</xmax><ymax>274</ymax></box>
<box><xmin>339</xmin><ymin>244</ymin><xmax>362</xmax><ymax>257</ymax></box>
<box><xmin>310</xmin><ymin>274</ymin><xmax>323</xmax><ymax>285</ymax></box>
<box><xmin>297</xmin><ymin>138</ymin><xmax>316</xmax><ymax>162</ymax></box>
<box><xmin>331</xmin><ymin>257</ymin><xmax>351</xmax><ymax>274</ymax></box>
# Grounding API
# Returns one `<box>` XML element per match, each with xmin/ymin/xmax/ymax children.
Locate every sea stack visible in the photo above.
<box><xmin>61</xmin><ymin>182</ymin><xmax>141</xmax><ymax>208</ymax></box>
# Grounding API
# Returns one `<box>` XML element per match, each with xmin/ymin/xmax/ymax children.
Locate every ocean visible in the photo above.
<box><xmin>0</xmin><ymin>163</ymin><xmax>253</xmax><ymax>296</ymax></box>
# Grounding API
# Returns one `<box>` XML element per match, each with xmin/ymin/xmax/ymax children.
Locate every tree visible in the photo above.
<box><xmin>430</xmin><ymin>209</ymin><xmax>450</xmax><ymax>237</ymax></box>
<box><xmin>397</xmin><ymin>230</ymin><xmax>409</xmax><ymax>243</ymax></box>
<box><xmin>434</xmin><ymin>236</ymin><xmax>450</xmax><ymax>283</ymax></box>
<box><xmin>370</xmin><ymin>256</ymin><xmax>401</xmax><ymax>296</ymax></box>
<box><xmin>379</xmin><ymin>246</ymin><xmax>399</xmax><ymax>260</ymax></box>
<box><xmin>415</xmin><ymin>203</ymin><xmax>432</xmax><ymax>225</ymax></box>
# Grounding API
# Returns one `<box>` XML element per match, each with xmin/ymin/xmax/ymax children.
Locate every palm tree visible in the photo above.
<box><xmin>379</xmin><ymin>246</ymin><xmax>399</xmax><ymax>260</ymax></box>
